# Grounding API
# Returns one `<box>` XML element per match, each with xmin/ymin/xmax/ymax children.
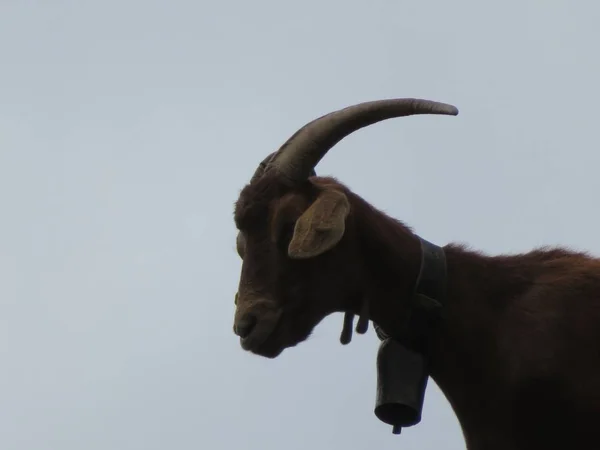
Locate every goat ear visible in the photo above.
<box><xmin>288</xmin><ymin>189</ymin><xmax>350</xmax><ymax>259</ymax></box>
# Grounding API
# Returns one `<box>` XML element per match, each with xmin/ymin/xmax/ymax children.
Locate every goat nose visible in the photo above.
<box><xmin>234</xmin><ymin>314</ymin><xmax>257</xmax><ymax>339</ymax></box>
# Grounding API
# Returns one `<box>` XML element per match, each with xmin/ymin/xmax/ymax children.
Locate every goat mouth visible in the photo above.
<box><xmin>240</xmin><ymin>309</ymin><xmax>283</xmax><ymax>357</ymax></box>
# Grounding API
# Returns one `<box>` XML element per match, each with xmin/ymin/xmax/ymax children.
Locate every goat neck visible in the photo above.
<box><xmin>346</xmin><ymin>191</ymin><xmax>528</xmax><ymax>447</ymax></box>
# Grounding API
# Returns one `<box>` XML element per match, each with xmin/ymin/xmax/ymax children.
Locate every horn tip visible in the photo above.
<box><xmin>411</xmin><ymin>99</ymin><xmax>458</xmax><ymax>116</ymax></box>
<box><xmin>437</xmin><ymin>103</ymin><xmax>459</xmax><ymax>116</ymax></box>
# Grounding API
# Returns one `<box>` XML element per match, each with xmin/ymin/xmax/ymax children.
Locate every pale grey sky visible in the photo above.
<box><xmin>1</xmin><ymin>1</ymin><xmax>599</xmax><ymax>449</ymax></box>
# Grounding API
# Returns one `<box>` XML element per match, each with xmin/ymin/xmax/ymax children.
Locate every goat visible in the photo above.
<box><xmin>231</xmin><ymin>98</ymin><xmax>600</xmax><ymax>450</ymax></box>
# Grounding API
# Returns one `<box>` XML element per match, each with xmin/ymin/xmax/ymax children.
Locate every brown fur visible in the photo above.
<box><xmin>232</xmin><ymin>173</ymin><xmax>600</xmax><ymax>450</ymax></box>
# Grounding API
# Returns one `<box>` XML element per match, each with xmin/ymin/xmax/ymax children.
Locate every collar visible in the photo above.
<box><xmin>374</xmin><ymin>236</ymin><xmax>447</xmax><ymax>350</ymax></box>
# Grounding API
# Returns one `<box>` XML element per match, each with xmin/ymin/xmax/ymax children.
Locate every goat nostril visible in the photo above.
<box><xmin>235</xmin><ymin>314</ymin><xmax>257</xmax><ymax>339</ymax></box>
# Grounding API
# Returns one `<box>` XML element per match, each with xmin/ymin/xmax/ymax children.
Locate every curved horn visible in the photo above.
<box><xmin>266</xmin><ymin>98</ymin><xmax>458</xmax><ymax>184</ymax></box>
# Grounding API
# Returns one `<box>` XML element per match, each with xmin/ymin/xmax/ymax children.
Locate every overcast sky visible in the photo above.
<box><xmin>1</xmin><ymin>1</ymin><xmax>599</xmax><ymax>449</ymax></box>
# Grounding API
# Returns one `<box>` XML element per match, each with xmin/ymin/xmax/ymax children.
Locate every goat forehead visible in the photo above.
<box><xmin>234</xmin><ymin>201</ymin><xmax>267</xmax><ymax>231</ymax></box>
<box><xmin>234</xmin><ymin>178</ymin><xmax>290</xmax><ymax>227</ymax></box>
<box><xmin>233</xmin><ymin>176</ymin><xmax>346</xmax><ymax>232</ymax></box>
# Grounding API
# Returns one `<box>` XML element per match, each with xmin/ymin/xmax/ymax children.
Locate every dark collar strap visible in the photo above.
<box><xmin>375</xmin><ymin>236</ymin><xmax>447</xmax><ymax>348</ymax></box>
<box><xmin>413</xmin><ymin>237</ymin><xmax>447</xmax><ymax>312</ymax></box>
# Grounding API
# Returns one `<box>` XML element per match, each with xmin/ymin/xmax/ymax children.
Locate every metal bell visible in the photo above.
<box><xmin>374</xmin><ymin>338</ymin><xmax>430</xmax><ymax>434</ymax></box>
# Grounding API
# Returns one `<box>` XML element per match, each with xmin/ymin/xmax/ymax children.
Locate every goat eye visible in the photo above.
<box><xmin>236</xmin><ymin>232</ymin><xmax>246</xmax><ymax>259</ymax></box>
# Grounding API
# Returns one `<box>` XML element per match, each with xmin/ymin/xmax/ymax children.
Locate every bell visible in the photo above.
<box><xmin>374</xmin><ymin>338</ymin><xmax>430</xmax><ymax>434</ymax></box>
